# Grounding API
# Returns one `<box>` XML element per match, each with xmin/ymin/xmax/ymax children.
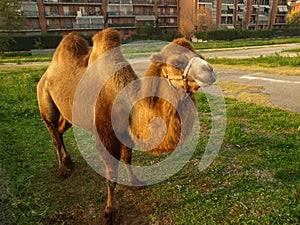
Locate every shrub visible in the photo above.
<box><xmin>3</xmin><ymin>51</ymin><xmax>32</xmax><ymax>57</ymax></box>
<box><xmin>195</xmin><ymin>28</ymin><xmax>300</xmax><ymax>41</ymax></box>
<box><xmin>40</xmin><ymin>34</ymin><xmax>62</xmax><ymax>49</ymax></box>
<box><xmin>4</xmin><ymin>34</ymin><xmax>62</xmax><ymax>51</ymax></box>
<box><xmin>11</xmin><ymin>35</ymin><xmax>35</xmax><ymax>51</ymax></box>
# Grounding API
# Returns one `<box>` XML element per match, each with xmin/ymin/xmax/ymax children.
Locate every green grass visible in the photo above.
<box><xmin>1</xmin><ymin>67</ymin><xmax>300</xmax><ymax>224</ymax></box>
<box><xmin>207</xmin><ymin>54</ymin><xmax>300</xmax><ymax>68</ymax></box>
<box><xmin>282</xmin><ymin>48</ymin><xmax>300</xmax><ymax>53</ymax></box>
<box><xmin>192</xmin><ymin>37</ymin><xmax>300</xmax><ymax>50</ymax></box>
<box><xmin>0</xmin><ymin>57</ymin><xmax>52</xmax><ymax>64</ymax></box>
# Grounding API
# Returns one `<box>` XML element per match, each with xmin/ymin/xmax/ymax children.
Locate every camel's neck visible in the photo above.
<box><xmin>144</xmin><ymin>63</ymin><xmax>163</xmax><ymax>78</ymax></box>
<box><xmin>130</xmin><ymin>62</ymin><xmax>198</xmax><ymax>155</ymax></box>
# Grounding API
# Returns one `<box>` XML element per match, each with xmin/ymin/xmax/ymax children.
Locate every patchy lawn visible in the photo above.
<box><xmin>1</xmin><ymin>66</ymin><xmax>300</xmax><ymax>224</ymax></box>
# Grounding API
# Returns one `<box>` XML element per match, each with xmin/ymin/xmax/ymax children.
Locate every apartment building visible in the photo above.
<box><xmin>12</xmin><ymin>0</ymin><xmax>294</xmax><ymax>37</ymax></box>
<box><xmin>196</xmin><ymin>0</ymin><xmax>290</xmax><ymax>31</ymax></box>
<box><xmin>19</xmin><ymin>0</ymin><xmax>179</xmax><ymax>37</ymax></box>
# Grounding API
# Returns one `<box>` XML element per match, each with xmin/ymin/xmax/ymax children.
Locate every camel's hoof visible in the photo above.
<box><xmin>57</xmin><ymin>166</ymin><xmax>71</xmax><ymax>179</ymax></box>
<box><xmin>63</xmin><ymin>156</ymin><xmax>74</xmax><ymax>169</ymax></box>
<box><xmin>103</xmin><ymin>208</ymin><xmax>117</xmax><ymax>225</ymax></box>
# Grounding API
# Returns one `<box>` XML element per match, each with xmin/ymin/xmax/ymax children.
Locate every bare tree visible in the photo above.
<box><xmin>180</xmin><ymin>3</ymin><xmax>216</xmax><ymax>39</ymax></box>
<box><xmin>196</xmin><ymin>5</ymin><xmax>216</xmax><ymax>31</ymax></box>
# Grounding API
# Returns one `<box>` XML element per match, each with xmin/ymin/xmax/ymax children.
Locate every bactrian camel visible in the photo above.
<box><xmin>37</xmin><ymin>29</ymin><xmax>216</xmax><ymax>224</ymax></box>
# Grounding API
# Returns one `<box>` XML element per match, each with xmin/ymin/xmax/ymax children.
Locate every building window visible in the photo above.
<box><xmin>170</xmin><ymin>8</ymin><xmax>174</xmax><ymax>15</ymax></box>
<box><xmin>134</xmin><ymin>7</ymin><xmax>140</xmax><ymax>15</ymax></box>
<box><xmin>32</xmin><ymin>19</ymin><xmax>40</xmax><ymax>29</ymax></box>
<box><xmin>52</xmin><ymin>6</ymin><xmax>58</xmax><ymax>15</ymax></box>
<box><xmin>45</xmin><ymin>6</ymin><xmax>50</xmax><ymax>16</ymax></box>
<box><xmin>65</xmin><ymin>19</ymin><xmax>72</xmax><ymax>28</ymax></box>
<box><xmin>63</xmin><ymin>6</ymin><xmax>69</xmax><ymax>16</ymax></box>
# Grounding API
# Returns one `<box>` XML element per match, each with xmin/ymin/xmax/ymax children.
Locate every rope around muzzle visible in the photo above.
<box><xmin>162</xmin><ymin>57</ymin><xmax>198</xmax><ymax>94</ymax></box>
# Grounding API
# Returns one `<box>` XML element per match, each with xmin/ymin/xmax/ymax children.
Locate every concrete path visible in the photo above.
<box><xmin>214</xmin><ymin>68</ymin><xmax>300</xmax><ymax>113</ymax></box>
<box><xmin>201</xmin><ymin>43</ymin><xmax>300</xmax><ymax>58</ymax></box>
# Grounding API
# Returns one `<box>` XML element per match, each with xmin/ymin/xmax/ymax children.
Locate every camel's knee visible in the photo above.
<box><xmin>58</xmin><ymin>117</ymin><xmax>72</xmax><ymax>134</ymax></box>
<box><xmin>107</xmin><ymin>180</ymin><xmax>117</xmax><ymax>189</ymax></box>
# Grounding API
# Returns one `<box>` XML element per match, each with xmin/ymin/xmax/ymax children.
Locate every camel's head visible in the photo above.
<box><xmin>151</xmin><ymin>38</ymin><xmax>216</xmax><ymax>93</ymax></box>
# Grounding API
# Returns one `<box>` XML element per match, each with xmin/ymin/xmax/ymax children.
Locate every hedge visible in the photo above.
<box><xmin>2</xmin><ymin>28</ymin><xmax>300</xmax><ymax>52</ymax></box>
<box><xmin>8</xmin><ymin>34</ymin><xmax>63</xmax><ymax>51</ymax></box>
<box><xmin>129</xmin><ymin>32</ymin><xmax>182</xmax><ymax>42</ymax></box>
<box><xmin>195</xmin><ymin>28</ymin><xmax>300</xmax><ymax>41</ymax></box>
<box><xmin>0</xmin><ymin>33</ymin><xmax>94</xmax><ymax>52</ymax></box>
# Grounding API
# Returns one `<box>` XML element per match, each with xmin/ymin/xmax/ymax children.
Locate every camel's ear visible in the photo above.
<box><xmin>150</xmin><ymin>53</ymin><xmax>163</xmax><ymax>63</ymax></box>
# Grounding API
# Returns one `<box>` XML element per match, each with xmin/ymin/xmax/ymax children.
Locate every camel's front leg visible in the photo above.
<box><xmin>104</xmin><ymin>178</ymin><xmax>117</xmax><ymax>225</ymax></box>
<box><xmin>97</xmin><ymin>139</ymin><xmax>120</xmax><ymax>225</ymax></box>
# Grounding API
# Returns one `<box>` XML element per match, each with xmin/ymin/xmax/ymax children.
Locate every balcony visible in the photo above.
<box><xmin>222</xmin><ymin>0</ymin><xmax>234</xmax><ymax>3</ymax></box>
<box><xmin>45</xmin><ymin>11</ymin><xmax>75</xmax><ymax>17</ymax></box>
<box><xmin>132</xmin><ymin>0</ymin><xmax>154</xmax><ymax>5</ymax></box>
<box><xmin>43</xmin><ymin>0</ymin><xmax>102</xmax><ymax>4</ymax></box>
<box><xmin>135</xmin><ymin>15</ymin><xmax>155</xmax><ymax>21</ymax></box>
<box><xmin>108</xmin><ymin>0</ymin><xmax>132</xmax><ymax>3</ymax></box>
<box><xmin>221</xmin><ymin>5</ymin><xmax>234</xmax><ymax>15</ymax></box>
<box><xmin>74</xmin><ymin>16</ymin><xmax>104</xmax><ymax>29</ymax></box>
<box><xmin>198</xmin><ymin>0</ymin><xmax>213</xmax><ymax>3</ymax></box>
<box><xmin>157</xmin><ymin>0</ymin><xmax>177</xmax><ymax>6</ymax></box>
<box><xmin>21</xmin><ymin>0</ymin><xmax>38</xmax><ymax>2</ymax></box>
<box><xmin>108</xmin><ymin>23</ymin><xmax>135</xmax><ymax>28</ymax></box>
<box><xmin>258</xmin><ymin>15</ymin><xmax>269</xmax><ymax>24</ymax></box>
<box><xmin>277</xmin><ymin>5</ymin><xmax>288</xmax><ymax>14</ymax></box>
<box><xmin>158</xmin><ymin>12</ymin><xmax>177</xmax><ymax>17</ymax></box>
<box><xmin>24</xmin><ymin>11</ymin><xmax>39</xmax><ymax>17</ymax></box>
<box><xmin>158</xmin><ymin>22</ymin><xmax>177</xmax><ymax>27</ymax></box>
<box><xmin>73</xmin><ymin>23</ymin><xmax>104</xmax><ymax>29</ymax></box>
<box><xmin>107</xmin><ymin>11</ymin><xmax>134</xmax><ymax>16</ymax></box>
<box><xmin>275</xmin><ymin>18</ymin><xmax>286</xmax><ymax>24</ymax></box>
<box><xmin>260</xmin><ymin>0</ymin><xmax>270</xmax><ymax>4</ymax></box>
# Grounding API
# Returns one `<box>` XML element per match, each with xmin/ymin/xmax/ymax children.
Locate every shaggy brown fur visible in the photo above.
<box><xmin>37</xmin><ymin>30</ymin><xmax>210</xmax><ymax>224</ymax></box>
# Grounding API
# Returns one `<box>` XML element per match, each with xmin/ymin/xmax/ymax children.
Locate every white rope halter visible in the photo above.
<box><xmin>162</xmin><ymin>57</ymin><xmax>198</xmax><ymax>93</ymax></box>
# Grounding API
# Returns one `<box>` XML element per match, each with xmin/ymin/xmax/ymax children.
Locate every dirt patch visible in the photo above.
<box><xmin>218</xmin><ymin>81</ymin><xmax>275</xmax><ymax>107</ymax></box>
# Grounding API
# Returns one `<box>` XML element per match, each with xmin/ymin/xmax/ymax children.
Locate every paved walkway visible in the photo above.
<box><xmin>201</xmin><ymin>43</ymin><xmax>300</xmax><ymax>58</ymax></box>
<box><xmin>215</xmin><ymin>68</ymin><xmax>300</xmax><ymax>113</ymax></box>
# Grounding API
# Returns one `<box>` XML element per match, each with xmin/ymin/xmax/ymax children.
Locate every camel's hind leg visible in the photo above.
<box><xmin>58</xmin><ymin>117</ymin><xmax>73</xmax><ymax>169</ymax></box>
<box><xmin>42</xmin><ymin>116</ymin><xmax>71</xmax><ymax>178</ymax></box>
<box><xmin>37</xmin><ymin>88</ymin><xmax>72</xmax><ymax>178</ymax></box>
